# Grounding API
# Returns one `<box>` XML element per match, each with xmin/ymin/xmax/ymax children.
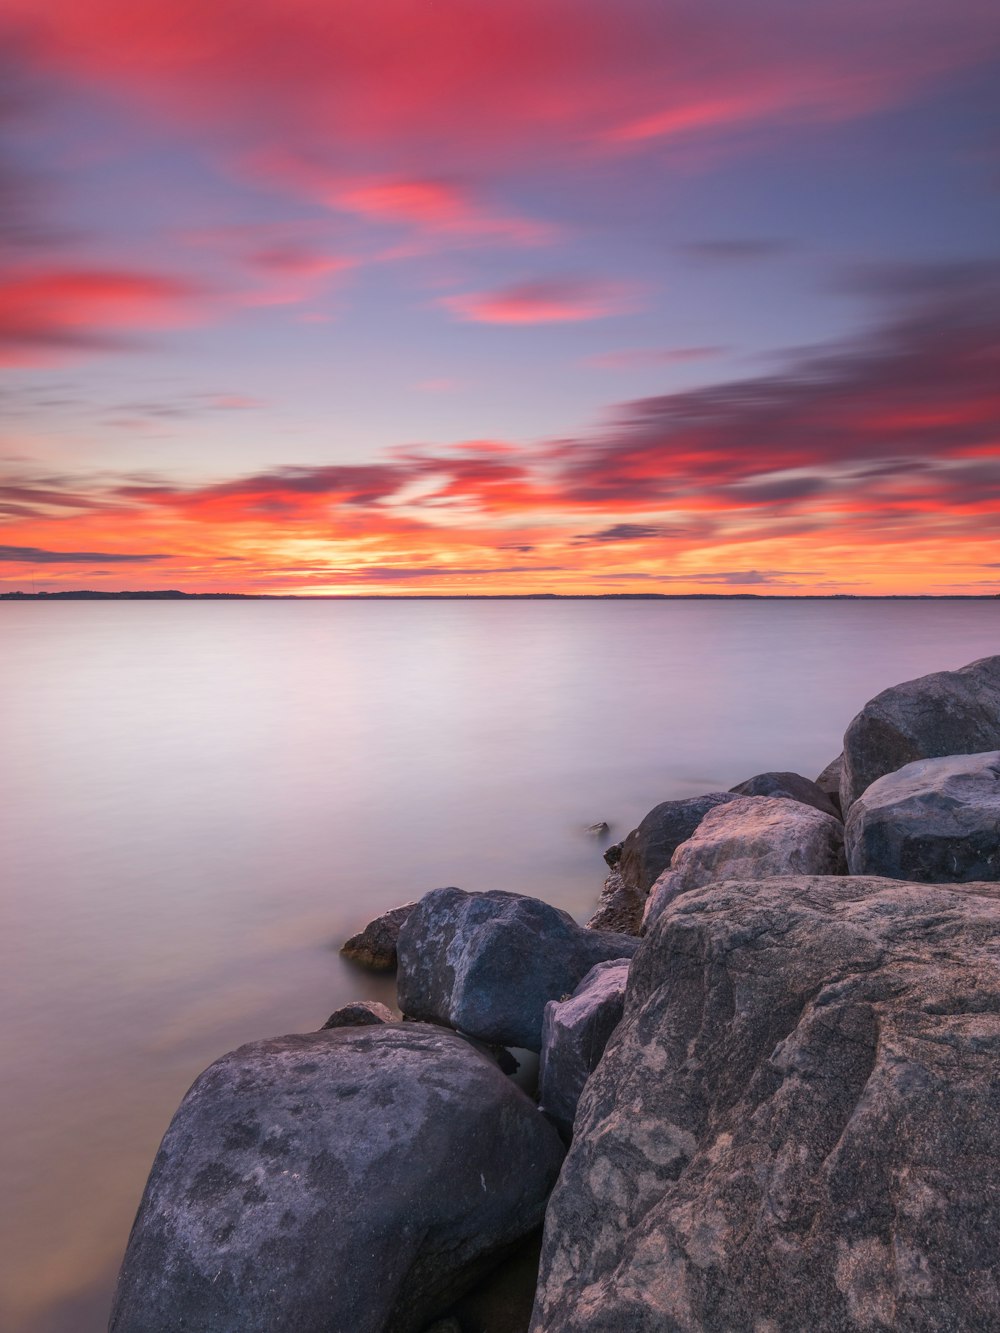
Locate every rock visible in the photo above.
<box><xmin>602</xmin><ymin>840</ymin><xmax>623</xmax><ymax>867</ymax></box>
<box><xmin>840</xmin><ymin>654</ymin><xmax>1000</xmax><ymax>812</ymax></box>
<box><xmin>815</xmin><ymin>753</ymin><xmax>844</xmax><ymax>800</ymax></box>
<box><xmin>440</xmin><ymin>1230</ymin><xmax>543</xmax><ymax>1333</ymax></box>
<box><xmin>729</xmin><ymin>769</ymin><xmax>841</xmax><ymax>820</ymax></box>
<box><xmin>340</xmin><ymin>900</ymin><xmax>417</xmax><ymax>971</ymax></box>
<box><xmin>845</xmin><ymin>750</ymin><xmax>1000</xmax><ymax>882</ymax></box>
<box><xmin>531</xmin><ymin>875</ymin><xmax>1000</xmax><ymax>1333</ymax></box>
<box><xmin>644</xmin><ymin>796</ymin><xmax>846</xmax><ymax>929</ymax></box>
<box><xmin>110</xmin><ymin>1024</ymin><xmax>565</xmax><ymax>1333</ymax></box>
<box><xmin>396</xmin><ymin>888</ymin><xmax>640</xmax><ymax>1052</ymax></box>
<box><xmin>611</xmin><ymin>791</ymin><xmax>740</xmax><ymax>894</ymax></box>
<box><xmin>538</xmin><ymin>959</ymin><xmax>630</xmax><ymax>1139</ymax></box>
<box><xmin>320</xmin><ymin>1000</ymin><xmax>395</xmax><ymax>1028</ymax></box>
<box><xmin>585</xmin><ymin>869</ymin><xmax>645</xmax><ymax>935</ymax></box>
<box><xmin>585</xmin><ymin>821</ymin><xmax>609</xmax><ymax>837</ymax></box>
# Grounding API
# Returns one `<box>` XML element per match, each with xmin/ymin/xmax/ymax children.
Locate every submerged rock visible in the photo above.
<box><xmin>729</xmin><ymin>769</ymin><xmax>841</xmax><ymax>820</ymax></box>
<box><xmin>531</xmin><ymin>875</ymin><xmax>1000</xmax><ymax>1333</ymax></box>
<box><xmin>840</xmin><ymin>654</ymin><xmax>1000</xmax><ymax>812</ymax></box>
<box><xmin>845</xmin><ymin>750</ymin><xmax>1000</xmax><ymax>882</ymax></box>
<box><xmin>110</xmin><ymin>1024</ymin><xmax>564</xmax><ymax>1333</ymax></box>
<box><xmin>609</xmin><ymin>791</ymin><xmax>739</xmax><ymax>894</ymax></box>
<box><xmin>340</xmin><ymin>900</ymin><xmax>417</xmax><ymax>971</ymax></box>
<box><xmin>539</xmin><ymin>959</ymin><xmax>630</xmax><ymax>1139</ymax></box>
<box><xmin>320</xmin><ymin>999</ymin><xmax>395</xmax><ymax>1028</ymax></box>
<box><xmin>644</xmin><ymin>795</ymin><xmax>846</xmax><ymax>929</ymax></box>
<box><xmin>397</xmin><ymin>888</ymin><xmax>639</xmax><ymax>1051</ymax></box>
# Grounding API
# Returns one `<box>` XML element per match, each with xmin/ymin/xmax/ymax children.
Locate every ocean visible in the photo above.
<box><xmin>2</xmin><ymin>597</ymin><xmax>998</xmax><ymax>1330</ymax></box>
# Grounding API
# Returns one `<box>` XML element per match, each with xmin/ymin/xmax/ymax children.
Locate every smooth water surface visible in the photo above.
<box><xmin>2</xmin><ymin>598</ymin><xmax>998</xmax><ymax>1330</ymax></box>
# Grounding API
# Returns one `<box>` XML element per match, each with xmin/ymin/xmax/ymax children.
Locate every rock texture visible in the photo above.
<box><xmin>840</xmin><ymin>654</ymin><xmax>1000</xmax><ymax>812</ymax></box>
<box><xmin>845</xmin><ymin>750</ymin><xmax>1000</xmax><ymax>882</ymax></box>
<box><xmin>729</xmin><ymin>769</ymin><xmax>841</xmax><ymax>820</ymax></box>
<box><xmin>397</xmin><ymin>888</ymin><xmax>639</xmax><ymax>1051</ymax></box>
<box><xmin>539</xmin><ymin>959</ymin><xmax>630</xmax><ymax>1139</ymax></box>
<box><xmin>531</xmin><ymin>875</ymin><xmax>1000</xmax><ymax>1333</ymax></box>
<box><xmin>815</xmin><ymin>753</ymin><xmax>844</xmax><ymax>806</ymax></box>
<box><xmin>604</xmin><ymin>791</ymin><xmax>739</xmax><ymax>892</ymax></box>
<box><xmin>644</xmin><ymin>795</ymin><xmax>846</xmax><ymax>929</ymax></box>
<box><xmin>585</xmin><ymin>869</ymin><xmax>645</xmax><ymax>935</ymax></box>
<box><xmin>340</xmin><ymin>901</ymin><xmax>417</xmax><ymax>971</ymax></box>
<box><xmin>320</xmin><ymin>1000</ymin><xmax>395</xmax><ymax>1028</ymax></box>
<box><xmin>110</xmin><ymin>1024</ymin><xmax>564</xmax><ymax>1333</ymax></box>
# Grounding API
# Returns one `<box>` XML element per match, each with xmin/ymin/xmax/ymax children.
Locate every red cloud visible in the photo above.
<box><xmin>441</xmin><ymin>278</ymin><xmax>639</xmax><ymax>324</ymax></box>
<box><xmin>0</xmin><ymin>267</ymin><xmax>204</xmax><ymax>365</ymax></box>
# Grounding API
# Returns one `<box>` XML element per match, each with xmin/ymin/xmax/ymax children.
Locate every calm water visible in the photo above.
<box><xmin>2</xmin><ymin>598</ymin><xmax>998</xmax><ymax>1331</ymax></box>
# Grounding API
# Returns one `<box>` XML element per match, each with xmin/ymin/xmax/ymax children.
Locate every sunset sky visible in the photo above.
<box><xmin>2</xmin><ymin>0</ymin><xmax>999</xmax><ymax>595</ymax></box>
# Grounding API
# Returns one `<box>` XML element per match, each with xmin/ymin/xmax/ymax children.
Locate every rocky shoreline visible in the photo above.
<box><xmin>109</xmin><ymin>655</ymin><xmax>1000</xmax><ymax>1332</ymax></box>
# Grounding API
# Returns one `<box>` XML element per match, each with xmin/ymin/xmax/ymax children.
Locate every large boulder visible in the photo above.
<box><xmin>531</xmin><ymin>875</ymin><xmax>1000</xmax><ymax>1333</ymax></box>
<box><xmin>397</xmin><ymin>888</ymin><xmax>639</xmax><ymax>1051</ymax></box>
<box><xmin>605</xmin><ymin>791</ymin><xmax>740</xmax><ymax>893</ymax></box>
<box><xmin>840</xmin><ymin>655</ymin><xmax>1000</xmax><ymax>812</ymax></box>
<box><xmin>538</xmin><ymin>959</ymin><xmax>631</xmax><ymax>1139</ymax></box>
<box><xmin>845</xmin><ymin>750</ymin><xmax>1000</xmax><ymax>882</ymax></box>
<box><xmin>644</xmin><ymin>796</ymin><xmax>846</xmax><ymax>929</ymax></box>
<box><xmin>110</xmin><ymin>1024</ymin><xmax>564</xmax><ymax>1333</ymax></box>
<box><xmin>341</xmin><ymin>901</ymin><xmax>417</xmax><ymax>971</ymax></box>
<box><xmin>729</xmin><ymin>769</ymin><xmax>841</xmax><ymax>821</ymax></box>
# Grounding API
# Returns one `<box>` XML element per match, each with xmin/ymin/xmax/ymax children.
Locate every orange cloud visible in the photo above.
<box><xmin>441</xmin><ymin>278</ymin><xmax>640</xmax><ymax>324</ymax></box>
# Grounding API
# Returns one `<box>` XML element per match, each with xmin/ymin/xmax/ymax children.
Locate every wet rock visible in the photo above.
<box><xmin>397</xmin><ymin>888</ymin><xmax>639</xmax><ymax>1052</ymax></box>
<box><xmin>644</xmin><ymin>795</ymin><xmax>846</xmax><ymax>929</ymax></box>
<box><xmin>840</xmin><ymin>654</ymin><xmax>1000</xmax><ymax>812</ymax></box>
<box><xmin>110</xmin><ymin>1024</ymin><xmax>564</xmax><ymax>1333</ymax></box>
<box><xmin>340</xmin><ymin>900</ymin><xmax>417</xmax><ymax>972</ymax></box>
<box><xmin>585</xmin><ymin>869</ymin><xmax>645</xmax><ymax>935</ymax></box>
<box><xmin>320</xmin><ymin>1000</ymin><xmax>395</xmax><ymax>1028</ymax></box>
<box><xmin>729</xmin><ymin>769</ymin><xmax>841</xmax><ymax>820</ymax></box>
<box><xmin>611</xmin><ymin>791</ymin><xmax>740</xmax><ymax>894</ymax></box>
<box><xmin>845</xmin><ymin>750</ymin><xmax>1000</xmax><ymax>882</ymax></box>
<box><xmin>531</xmin><ymin>875</ymin><xmax>1000</xmax><ymax>1333</ymax></box>
<box><xmin>585</xmin><ymin>821</ymin><xmax>609</xmax><ymax>837</ymax></box>
<box><xmin>539</xmin><ymin>959</ymin><xmax>630</xmax><ymax>1139</ymax></box>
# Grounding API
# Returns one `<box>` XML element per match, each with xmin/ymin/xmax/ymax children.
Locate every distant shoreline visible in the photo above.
<box><xmin>2</xmin><ymin>590</ymin><xmax>999</xmax><ymax>602</ymax></box>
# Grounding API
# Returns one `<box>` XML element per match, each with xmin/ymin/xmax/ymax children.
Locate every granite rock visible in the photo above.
<box><xmin>111</xmin><ymin>1024</ymin><xmax>564</xmax><ymax>1333</ymax></box>
<box><xmin>845</xmin><ymin>750</ymin><xmax>1000</xmax><ymax>882</ymax></box>
<box><xmin>397</xmin><ymin>888</ymin><xmax>639</xmax><ymax>1052</ymax></box>
<box><xmin>320</xmin><ymin>1000</ymin><xmax>395</xmax><ymax>1028</ymax></box>
<box><xmin>608</xmin><ymin>791</ymin><xmax>740</xmax><ymax>893</ymax></box>
<box><xmin>644</xmin><ymin>795</ymin><xmax>846</xmax><ymax>929</ymax></box>
<box><xmin>729</xmin><ymin>769</ymin><xmax>841</xmax><ymax>820</ymax></box>
<box><xmin>531</xmin><ymin>875</ymin><xmax>1000</xmax><ymax>1333</ymax></box>
<box><xmin>840</xmin><ymin>655</ymin><xmax>1000</xmax><ymax>812</ymax></box>
<box><xmin>341</xmin><ymin>901</ymin><xmax>417</xmax><ymax>972</ymax></box>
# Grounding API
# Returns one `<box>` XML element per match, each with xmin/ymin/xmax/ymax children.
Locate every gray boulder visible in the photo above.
<box><xmin>397</xmin><ymin>888</ymin><xmax>640</xmax><ymax>1051</ymax></box>
<box><xmin>729</xmin><ymin>769</ymin><xmax>841</xmax><ymax>820</ymax></box>
<box><xmin>539</xmin><ymin>959</ymin><xmax>631</xmax><ymax>1139</ymax></box>
<box><xmin>110</xmin><ymin>1024</ymin><xmax>564</xmax><ymax>1333</ymax></box>
<box><xmin>644</xmin><ymin>795</ymin><xmax>846</xmax><ymax>929</ymax></box>
<box><xmin>606</xmin><ymin>791</ymin><xmax>740</xmax><ymax>892</ymax></box>
<box><xmin>320</xmin><ymin>1000</ymin><xmax>395</xmax><ymax>1028</ymax></box>
<box><xmin>341</xmin><ymin>900</ymin><xmax>417</xmax><ymax>971</ymax></box>
<box><xmin>840</xmin><ymin>654</ymin><xmax>1000</xmax><ymax>812</ymax></box>
<box><xmin>845</xmin><ymin>750</ymin><xmax>1000</xmax><ymax>882</ymax></box>
<box><xmin>585</xmin><ymin>869</ymin><xmax>645</xmax><ymax>935</ymax></box>
<box><xmin>815</xmin><ymin>753</ymin><xmax>844</xmax><ymax>800</ymax></box>
<box><xmin>531</xmin><ymin>875</ymin><xmax>1000</xmax><ymax>1333</ymax></box>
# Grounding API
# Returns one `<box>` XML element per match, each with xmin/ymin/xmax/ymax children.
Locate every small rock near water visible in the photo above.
<box><xmin>320</xmin><ymin>1000</ymin><xmax>395</xmax><ymax>1028</ymax></box>
<box><xmin>585</xmin><ymin>869</ymin><xmax>645</xmax><ymax>935</ymax></box>
<box><xmin>845</xmin><ymin>749</ymin><xmax>1000</xmax><ymax>882</ymax></box>
<box><xmin>397</xmin><ymin>888</ymin><xmax>639</xmax><ymax>1051</ymax></box>
<box><xmin>644</xmin><ymin>795</ymin><xmax>846</xmax><ymax>929</ymax></box>
<box><xmin>110</xmin><ymin>1024</ymin><xmax>564</xmax><ymax>1333</ymax></box>
<box><xmin>539</xmin><ymin>959</ymin><xmax>630</xmax><ymax>1139</ymax></box>
<box><xmin>340</xmin><ymin>900</ymin><xmax>417</xmax><ymax>971</ymax></box>
<box><xmin>840</xmin><ymin>654</ymin><xmax>1000</xmax><ymax>812</ymax></box>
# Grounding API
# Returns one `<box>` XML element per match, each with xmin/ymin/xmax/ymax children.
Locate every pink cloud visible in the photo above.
<box><xmin>441</xmin><ymin>278</ymin><xmax>641</xmax><ymax>325</ymax></box>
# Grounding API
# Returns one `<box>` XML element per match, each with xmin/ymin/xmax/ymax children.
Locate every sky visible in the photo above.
<box><xmin>1</xmin><ymin>0</ymin><xmax>999</xmax><ymax>595</ymax></box>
